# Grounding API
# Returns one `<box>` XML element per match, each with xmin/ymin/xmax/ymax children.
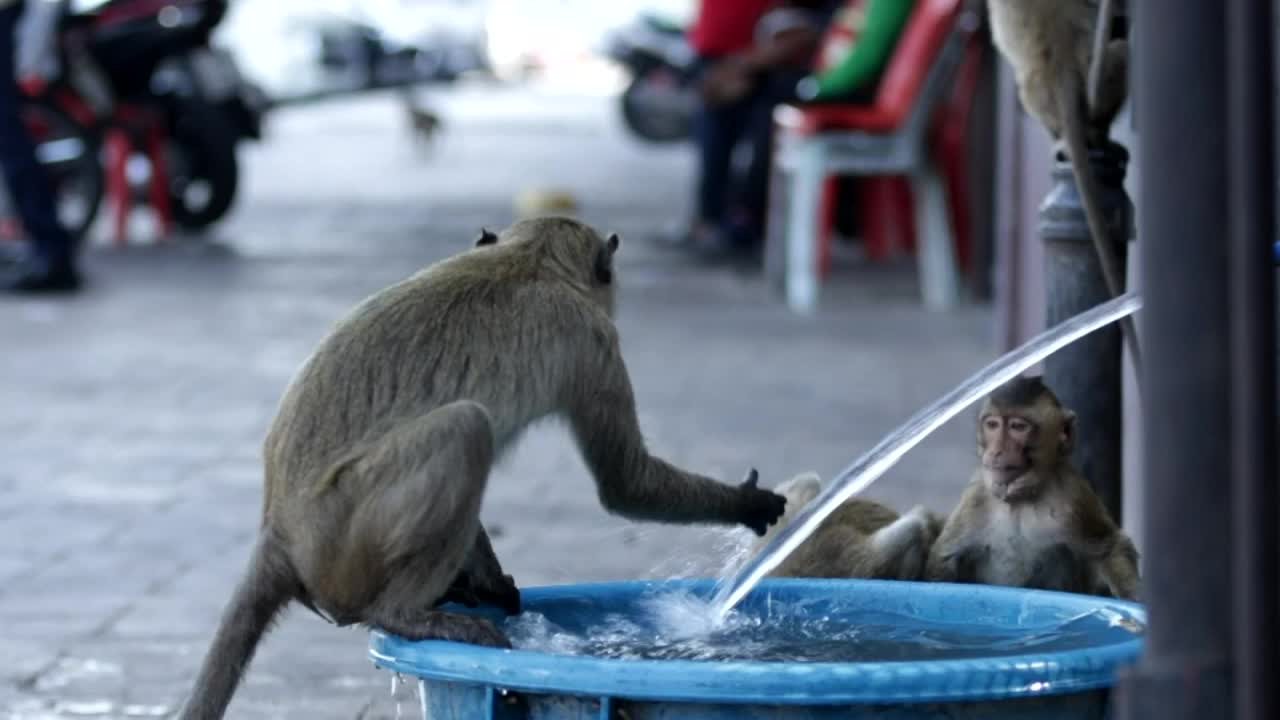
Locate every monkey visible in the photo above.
<box><xmin>925</xmin><ymin>375</ymin><xmax>1141</xmax><ymax>601</ymax></box>
<box><xmin>433</xmin><ymin>518</ymin><xmax>520</xmax><ymax>614</ymax></box>
<box><xmin>177</xmin><ymin>216</ymin><xmax>787</xmax><ymax>720</ymax></box>
<box><xmin>398</xmin><ymin>86</ymin><xmax>443</xmax><ymax>145</ymax></box>
<box><xmin>985</xmin><ymin>0</ymin><xmax>1143</xmax><ymax>372</ymax></box>
<box><xmin>748</xmin><ymin>472</ymin><xmax>945</xmax><ymax>580</ymax></box>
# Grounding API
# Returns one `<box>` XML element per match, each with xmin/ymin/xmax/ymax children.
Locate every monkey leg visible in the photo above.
<box><xmin>299</xmin><ymin>400</ymin><xmax>511</xmax><ymax>646</ymax></box>
<box><xmin>435</xmin><ymin>526</ymin><xmax>521</xmax><ymax>615</ymax></box>
<box><xmin>865</xmin><ymin>506</ymin><xmax>937</xmax><ymax>580</ymax></box>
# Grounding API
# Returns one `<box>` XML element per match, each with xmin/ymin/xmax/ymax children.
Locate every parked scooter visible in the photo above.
<box><xmin>20</xmin><ymin>0</ymin><xmax>267</xmax><ymax>236</ymax></box>
<box><xmin>600</xmin><ymin>12</ymin><xmax>698</xmax><ymax>144</ymax></box>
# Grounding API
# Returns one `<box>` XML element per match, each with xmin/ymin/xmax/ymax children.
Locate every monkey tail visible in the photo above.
<box><xmin>1054</xmin><ymin>76</ymin><xmax>1145</xmax><ymax>378</ymax></box>
<box><xmin>178</xmin><ymin>535</ymin><xmax>294</xmax><ymax>720</ymax></box>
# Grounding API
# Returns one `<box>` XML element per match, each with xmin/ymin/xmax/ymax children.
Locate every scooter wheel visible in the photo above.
<box><xmin>619</xmin><ymin>71</ymin><xmax>694</xmax><ymax>144</ymax></box>
<box><xmin>168</xmin><ymin>104</ymin><xmax>239</xmax><ymax>231</ymax></box>
<box><xmin>18</xmin><ymin>98</ymin><xmax>103</xmax><ymax>243</ymax></box>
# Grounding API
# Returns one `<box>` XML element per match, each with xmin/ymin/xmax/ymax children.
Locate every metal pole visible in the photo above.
<box><xmin>1039</xmin><ymin>143</ymin><xmax>1132</xmax><ymax>524</ymax></box>
<box><xmin>1114</xmin><ymin>0</ymin><xmax>1234</xmax><ymax>718</ymax></box>
<box><xmin>1226</xmin><ymin>0</ymin><xmax>1278</xmax><ymax>717</ymax></box>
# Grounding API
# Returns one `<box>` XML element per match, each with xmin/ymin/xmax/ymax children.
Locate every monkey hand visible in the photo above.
<box><xmin>735</xmin><ymin>468</ymin><xmax>787</xmax><ymax>536</ymax></box>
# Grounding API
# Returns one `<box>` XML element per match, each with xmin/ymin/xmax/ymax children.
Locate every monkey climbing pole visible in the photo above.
<box><xmin>1036</xmin><ymin>0</ymin><xmax>1133</xmax><ymax>529</ymax></box>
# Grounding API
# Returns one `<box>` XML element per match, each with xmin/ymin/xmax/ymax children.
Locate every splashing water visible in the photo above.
<box><xmin>644</xmin><ymin>526</ymin><xmax>758</xmax><ymax>580</ymax></box>
<box><xmin>502</xmin><ymin>592</ymin><xmax>1143</xmax><ymax>662</ymax></box>
<box><xmin>709</xmin><ymin>293</ymin><xmax>1144</xmax><ymax>620</ymax></box>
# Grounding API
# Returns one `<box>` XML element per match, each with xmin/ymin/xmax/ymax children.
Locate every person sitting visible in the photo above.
<box><xmin>0</xmin><ymin>0</ymin><xmax>81</xmax><ymax>294</ymax></box>
<box><xmin>657</xmin><ymin>0</ymin><xmax>836</xmax><ymax>266</ymax></box>
<box><xmin>688</xmin><ymin>0</ymin><xmax>916</xmax><ymax>267</ymax></box>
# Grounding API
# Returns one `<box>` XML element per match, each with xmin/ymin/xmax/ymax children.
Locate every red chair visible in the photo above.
<box><xmin>102</xmin><ymin>103</ymin><xmax>173</xmax><ymax>246</ymax></box>
<box><xmin>763</xmin><ymin>0</ymin><xmax>982</xmax><ymax>313</ymax></box>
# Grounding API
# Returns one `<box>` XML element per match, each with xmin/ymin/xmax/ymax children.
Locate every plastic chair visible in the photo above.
<box><xmin>764</xmin><ymin>0</ymin><xmax>981</xmax><ymax>313</ymax></box>
<box><xmin>102</xmin><ymin>103</ymin><xmax>173</xmax><ymax>246</ymax></box>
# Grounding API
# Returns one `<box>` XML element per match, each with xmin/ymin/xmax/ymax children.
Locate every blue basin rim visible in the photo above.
<box><xmin>368</xmin><ymin>577</ymin><xmax>1146</xmax><ymax>705</ymax></box>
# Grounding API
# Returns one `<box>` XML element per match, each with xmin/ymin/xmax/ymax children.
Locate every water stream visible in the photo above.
<box><xmin>707</xmin><ymin>292</ymin><xmax>1144</xmax><ymax>620</ymax></box>
<box><xmin>503</xmin><ymin>592</ymin><xmax>1139</xmax><ymax>662</ymax></box>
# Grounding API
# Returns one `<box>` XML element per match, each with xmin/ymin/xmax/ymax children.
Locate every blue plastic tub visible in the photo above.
<box><xmin>369</xmin><ymin>578</ymin><xmax>1145</xmax><ymax>720</ymax></box>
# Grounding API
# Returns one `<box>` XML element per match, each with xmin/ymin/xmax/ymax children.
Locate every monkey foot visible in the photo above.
<box><xmin>376</xmin><ymin>611</ymin><xmax>512</xmax><ymax>649</ymax></box>
<box><xmin>436</xmin><ymin>573</ymin><xmax>522</xmax><ymax>616</ymax></box>
<box><xmin>477</xmin><ymin>573</ymin><xmax>521</xmax><ymax>616</ymax></box>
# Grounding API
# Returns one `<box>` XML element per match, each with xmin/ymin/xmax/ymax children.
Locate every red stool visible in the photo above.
<box><xmin>103</xmin><ymin>104</ymin><xmax>172</xmax><ymax>246</ymax></box>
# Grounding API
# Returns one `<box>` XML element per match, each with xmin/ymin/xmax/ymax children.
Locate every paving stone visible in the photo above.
<box><xmin>1</xmin><ymin>82</ymin><xmax>994</xmax><ymax>718</ymax></box>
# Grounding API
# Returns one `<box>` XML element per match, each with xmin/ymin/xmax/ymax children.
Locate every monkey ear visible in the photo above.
<box><xmin>1060</xmin><ymin>409</ymin><xmax>1077</xmax><ymax>453</ymax></box>
<box><xmin>475</xmin><ymin>228</ymin><xmax>498</xmax><ymax>247</ymax></box>
<box><xmin>595</xmin><ymin>233</ymin><xmax>620</xmax><ymax>284</ymax></box>
<box><xmin>595</xmin><ymin>245</ymin><xmax>614</xmax><ymax>284</ymax></box>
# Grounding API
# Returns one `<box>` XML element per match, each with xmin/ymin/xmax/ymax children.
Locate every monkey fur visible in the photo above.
<box><xmin>925</xmin><ymin>375</ymin><xmax>1142</xmax><ymax>600</ymax></box>
<box><xmin>751</xmin><ymin>472</ymin><xmax>945</xmax><ymax>580</ymax></box>
<box><xmin>986</xmin><ymin>0</ymin><xmax>1143</xmax><ymax>372</ymax></box>
<box><xmin>177</xmin><ymin>216</ymin><xmax>787</xmax><ymax>720</ymax></box>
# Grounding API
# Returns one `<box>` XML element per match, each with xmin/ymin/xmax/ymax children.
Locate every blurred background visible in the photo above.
<box><xmin>0</xmin><ymin>0</ymin><xmax>1156</xmax><ymax>717</ymax></box>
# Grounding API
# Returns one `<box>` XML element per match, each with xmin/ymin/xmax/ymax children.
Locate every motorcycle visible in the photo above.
<box><xmin>600</xmin><ymin>12</ymin><xmax>698</xmax><ymax>144</ymax></box>
<box><xmin>20</xmin><ymin>0</ymin><xmax>267</xmax><ymax>237</ymax></box>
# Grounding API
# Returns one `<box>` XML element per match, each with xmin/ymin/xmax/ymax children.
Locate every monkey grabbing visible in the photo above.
<box><xmin>176</xmin><ymin>217</ymin><xmax>788</xmax><ymax>720</ymax></box>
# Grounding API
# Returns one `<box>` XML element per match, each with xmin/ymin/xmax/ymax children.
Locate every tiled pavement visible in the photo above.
<box><xmin>0</xmin><ymin>80</ymin><xmax>993</xmax><ymax>718</ymax></box>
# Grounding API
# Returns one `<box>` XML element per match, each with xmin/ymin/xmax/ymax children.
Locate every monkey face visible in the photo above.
<box><xmin>977</xmin><ymin>396</ymin><xmax>1075</xmax><ymax>502</ymax></box>
<box><xmin>979</xmin><ymin>409</ymin><xmax>1036</xmax><ymax>494</ymax></box>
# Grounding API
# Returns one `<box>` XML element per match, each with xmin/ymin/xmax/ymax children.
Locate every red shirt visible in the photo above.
<box><xmin>687</xmin><ymin>0</ymin><xmax>776</xmax><ymax>56</ymax></box>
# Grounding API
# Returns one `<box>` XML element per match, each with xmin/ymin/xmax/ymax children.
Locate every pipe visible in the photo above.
<box><xmin>1115</xmin><ymin>1</ymin><xmax>1234</xmax><ymax>719</ymax></box>
<box><xmin>1226</xmin><ymin>0</ymin><xmax>1278</xmax><ymax>717</ymax></box>
<box><xmin>1039</xmin><ymin>142</ymin><xmax>1131</xmax><ymax>524</ymax></box>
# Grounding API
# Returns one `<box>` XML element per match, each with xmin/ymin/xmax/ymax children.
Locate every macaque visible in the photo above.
<box><xmin>399</xmin><ymin>86</ymin><xmax>442</xmax><ymax>145</ymax></box>
<box><xmin>986</xmin><ymin>0</ymin><xmax>1142</xmax><ymax>369</ymax></box>
<box><xmin>177</xmin><ymin>217</ymin><xmax>787</xmax><ymax>720</ymax></box>
<box><xmin>925</xmin><ymin>375</ymin><xmax>1141</xmax><ymax>600</ymax></box>
<box><xmin>751</xmin><ymin>472</ymin><xmax>945</xmax><ymax>580</ymax></box>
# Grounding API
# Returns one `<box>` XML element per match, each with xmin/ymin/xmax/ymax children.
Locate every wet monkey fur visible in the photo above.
<box><xmin>986</xmin><ymin>0</ymin><xmax>1143</xmax><ymax>372</ymax></box>
<box><xmin>753</xmin><ymin>473</ymin><xmax>945</xmax><ymax>580</ymax></box>
<box><xmin>925</xmin><ymin>375</ymin><xmax>1141</xmax><ymax>600</ymax></box>
<box><xmin>178</xmin><ymin>217</ymin><xmax>788</xmax><ymax>720</ymax></box>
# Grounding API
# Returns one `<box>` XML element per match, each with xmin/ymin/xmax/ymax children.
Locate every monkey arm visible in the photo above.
<box><xmin>1074</xmin><ymin>531</ymin><xmax>1140</xmax><ymax>602</ymax></box>
<box><xmin>924</xmin><ymin>485</ymin><xmax>987</xmax><ymax>582</ymax></box>
<box><xmin>567</xmin><ymin>345</ymin><xmax>784</xmax><ymax>534</ymax></box>
<box><xmin>1095</xmin><ymin>534</ymin><xmax>1141</xmax><ymax>601</ymax></box>
<box><xmin>1065</xmin><ymin>477</ymin><xmax>1141</xmax><ymax>601</ymax></box>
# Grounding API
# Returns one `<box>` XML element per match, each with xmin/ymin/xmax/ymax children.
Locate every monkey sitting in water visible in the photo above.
<box><xmin>750</xmin><ymin>472</ymin><xmax>945</xmax><ymax>580</ymax></box>
<box><xmin>925</xmin><ymin>375</ymin><xmax>1141</xmax><ymax>600</ymax></box>
<box><xmin>178</xmin><ymin>217</ymin><xmax>787</xmax><ymax>720</ymax></box>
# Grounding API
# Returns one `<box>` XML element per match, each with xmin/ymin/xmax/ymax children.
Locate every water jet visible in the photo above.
<box><xmin>370</xmin><ymin>293</ymin><xmax>1145</xmax><ymax>719</ymax></box>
